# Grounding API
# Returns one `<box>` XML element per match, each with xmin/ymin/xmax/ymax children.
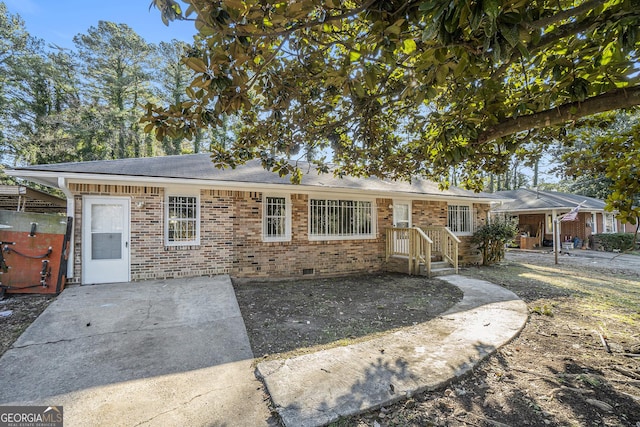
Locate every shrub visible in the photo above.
<box><xmin>592</xmin><ymin>233</ymin><xmax>637</xmax><ymax>252</ymax></box>
<box><xmin>471</xmin><ymin>220</ymin><xmax>518</xmax><ymax>265</ymax></box>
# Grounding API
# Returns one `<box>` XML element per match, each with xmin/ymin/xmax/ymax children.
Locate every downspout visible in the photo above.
<box><xmin>58</xmin><ymin>177</ymin><xmax>74</xmax><ymax>279</ymax></box>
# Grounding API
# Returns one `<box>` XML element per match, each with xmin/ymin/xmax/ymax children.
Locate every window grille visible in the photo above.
<box><xmin>448</xmin><ymin>205</ymin><xmax>472</xmax><ymax>234</ymax></box>
<box><xmin>309</xmin><ymin>199</ymin><xmax>374</xmax><ymax>238</ymax></box>
<box><xmin>264</xmin><ymin>196</ymin><xmax>289</xmax><ymax>241</ymax></box>
<box><xmin>167</xmin><ymin>195</ymin><xmax>198</xmax><ymax>244</ymax></box>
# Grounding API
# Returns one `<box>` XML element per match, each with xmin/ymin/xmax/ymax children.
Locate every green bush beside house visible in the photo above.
<box><xmin>472</xmin><ymin>221</ymin><xmax>518</xmax><ymax>266</ymax></box>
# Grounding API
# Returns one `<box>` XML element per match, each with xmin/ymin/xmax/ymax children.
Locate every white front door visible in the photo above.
<box><xmin>392</xmin><ymin>201</ymin><xmax>412</xmax><ymax>253</ymax></box>
<box><xmin>82</xmin><ymin>197</ymin><xmax>130</xmax><ymax>284</ymax></box>
<box><xmin>393</xmin><ymin>202</ymin><xmax>411</xmax><ymax>228</ymax></box>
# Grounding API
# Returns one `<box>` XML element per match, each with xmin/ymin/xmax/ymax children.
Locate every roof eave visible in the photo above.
<box><xmin>492</xmin><ymin>206</ymin><xmax>605</xmax><ymax>213</ymax></box>
<box><xmin>7</xmin><ymin>169</ymin><xmax>500</xmax><ymax>203</ymax></box>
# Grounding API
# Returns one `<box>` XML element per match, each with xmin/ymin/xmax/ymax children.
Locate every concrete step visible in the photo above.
<box><xmin>430</xmin><ymin>261</ymin><xmax>450</xmax><ymax>269</ymax></box>
<box><xmin>420</xmin><ymin>261</ymin><xmax>456</xmax><ymax>277</ymax></box>
<box><xmin>430</xmin><ymin>267</ymin><xmax>457</xmax><ymax>277</ymax></box>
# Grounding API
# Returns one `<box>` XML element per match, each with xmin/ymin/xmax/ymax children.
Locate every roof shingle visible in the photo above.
<box><xmin>14</xmin><ymin>154</ymin><xmax>496</xmax><ymax>200</ymax></box>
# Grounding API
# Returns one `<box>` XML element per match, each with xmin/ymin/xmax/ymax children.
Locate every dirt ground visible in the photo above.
<box><xmin>340</xmin><ymin>251</ymin><xmax>640</xmax><ymax>427</ymax></box>
<box><xmin>234</xmin><ymin>274</ymin><xmax>463</xmax><ymax>360</ymax></box>
<box><xmin>237</xmin><ymin>250</ymin><xmax>640</xmax><ymax>427</ymax></box>
<box><xmin>2</xmin><ymin>250</ymin><xmax>639</xmax><ymax>426</ymax></box>
<box><xmin>0</xmin><ymin>293</ymin><xmax>55</xmax><ymax>356</ymax></box>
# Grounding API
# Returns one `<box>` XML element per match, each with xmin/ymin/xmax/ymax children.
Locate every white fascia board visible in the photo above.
<box><xmin>492</xmin><ymin>207</ymin><xmax>605</xmax><ymax>214</ymax></box>
<box><xmin>7</xmin><ymin>170</ymin><xmax>499</xmax><ymax>204</ymax></box>
<box><xmin>5</xmin><ymin>170</ymin><xmax>59</xmax><ymax>188</ymax></box>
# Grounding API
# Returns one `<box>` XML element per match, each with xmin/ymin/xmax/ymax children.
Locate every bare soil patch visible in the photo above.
<box><xmin>233</xmin><ymin>273</ymin><xmax>462</xmax><ymax>360</ymax></box>
<box><xmin>338</xmin><ymin>251</ymin><xmax>640</xmax><ymax>427</ymax></box>
<box><xmin>0</xmin><ymin>293</ymin><xmax>55</xmax><ymax>356</ymax></box>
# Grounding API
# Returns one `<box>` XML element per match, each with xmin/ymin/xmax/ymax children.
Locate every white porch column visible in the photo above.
<box><xmin>552</xmin><ymin>210</ymin><xmax>559</xmax><ymax>264</ymax></box>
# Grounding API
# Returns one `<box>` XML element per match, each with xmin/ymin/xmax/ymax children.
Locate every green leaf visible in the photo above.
<box><xmin>385</xmin><ymin>25</ymin><xmax>402</xmax><ymax>35</ymax></box>
<box><xmin>601</xmin><ymin>41</ymin><xmax>616</xmax><ymax>65</ymax></box>
<box><xmin>402</xmin><ymin>39</ymin><xmax>417</xmax><ymax>54</ymax></box>
<box><xmin>435</xmin><ymin>65</ymin><xmax>447</xmax><ymax>84</ymax></box>
<box><xmin>352</xmin><ymin>81</ymin><xmax>365</xmax><ymax>97</ymax></box>
<box><xmin>483</xmin><ymin>0</ymin><xmax>499</xmax><ymax>20</ymax></box>
<box><xmin>470</xmin><ymin>3</ymin><xmax>483</xmax><ymax>31</ymax></box>
<box><xmin>422</xmin><ymin>24</ymin><xmax>439</xmax><ymax>41</ymax></box>
<box><xmin>365</xmin><ymin>69</ymin><xmax>377</xmax><ymax>91</ymax></box>
<box><xmin>419</xmin><ymin>1</ymin><xmax>438</xmax><ymax>12</ymax></box>
<box><xmin>499</xmin><ymin>23</ymin><xmax>519</xmax><ymax>48</ymax></box>
<box><xmin>349</xmin><ymin>50</ymin><xmax>361</xmax><ymax>62</ymax></box>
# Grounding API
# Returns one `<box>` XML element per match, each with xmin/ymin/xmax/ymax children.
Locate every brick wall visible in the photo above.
<box><xmin>68</xmin><ymin>184</ymin><xmax>233</xmax><ymax>284</ymax></box>
<box><xmin>458</xmin><ymin>203</ymin><xmax>490</xmax><ymax>265</ymax></box>
<box><xmin>412</xmin><ymin>200</ymin><xmax>448</xmax><ymax>226</ymax></box>
<box><xmin>67</xmin><ymin>184</ymin><xmax>490</xmax><ymax>282</ymax></box>
<box><xmin>231</xmin><ymin>193</ymin><xmax>386</xmax><ymax>278</ymax></box>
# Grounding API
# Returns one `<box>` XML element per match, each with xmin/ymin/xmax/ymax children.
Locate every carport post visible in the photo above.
<box><xmin>553</xmin><ymin>218</ymin><xmax>560</xmax><ymax>265</ymax></box>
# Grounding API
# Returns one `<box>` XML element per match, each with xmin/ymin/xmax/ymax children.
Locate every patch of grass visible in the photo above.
<box><xmin>465</xmin><ymin>261</ymin><xmax>640</xmax><ymax>327</ymax></box>
<box><xmin>577</xmin><ymin>374</ymin><xmax>602</xmax><ymax>388</ymax></box>
<box><xmin>531</xmin><ymin>304</ymin><xmax>554</xmax><ymax>316</ymax></box>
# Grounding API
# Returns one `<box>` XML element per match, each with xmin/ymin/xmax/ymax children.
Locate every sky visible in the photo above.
<box><xmin>4</xmin><ymin>0</ymin><xmax>197</xmax><ymax>49</ymax></box>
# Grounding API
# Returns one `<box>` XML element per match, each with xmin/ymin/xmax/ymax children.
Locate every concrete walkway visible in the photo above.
<box><xmin>0</xmin><ymin>276</ymin><xmax>274</xmax><ymax>427</ymax></box>
<box><xmin>257</xmin><ymin>275</ymin><xmax>528</xmax><ymax>427</ymax></box>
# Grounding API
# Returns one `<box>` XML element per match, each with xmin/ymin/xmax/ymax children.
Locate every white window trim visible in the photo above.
<box><xmin>308</xmin><ymin>197</ymin><xmax>377</xmax><ymax>241</ymax></box>
<box><xmin>262</xmin><ymin>194</ymin><xmax>292</xmax><ymax>242</ymax></box>
<box><xmin>448</xmin><ymin>203</ymin><xmax>474</xmax><ymax>236</ymax></box>
<box><xmin>164</xmin><ymin>189</ymin><xmax>201</xmax><ymax>246</ymax></box>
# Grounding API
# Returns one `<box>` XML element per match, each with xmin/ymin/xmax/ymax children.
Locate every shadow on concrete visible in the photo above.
<box><xmin>258</xmin><ymin>275</ymin><xmax>528</xmax><ymax>426</ymax></box>
<box><xmin>0</xmin><ymin>276</ymin><xmax>276</xmax><ymax>426</ymax></box>
<box><xmin>269</xmin><ymin>343</ymin><xmax>500</xmax><ymax>427</ymax></box>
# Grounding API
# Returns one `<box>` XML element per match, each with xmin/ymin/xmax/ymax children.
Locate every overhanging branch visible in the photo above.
<box><xmin>476</xmin><ymin>85</ymin><xmax>640</xmax><ymax>145</ymax></box>
<box><xmin>528</xmin><ymin>0</ymin><xmax>606</xmax><ymax>29</ymax></box>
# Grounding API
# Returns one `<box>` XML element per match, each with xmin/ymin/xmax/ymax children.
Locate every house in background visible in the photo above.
<box><xmin>491</xmin><ymin>189</ymin><xmax>632</xmax><ymax>250</ymax></box>
<box><xmin>7</xmin><ymin>154</ymin><xmax>500</xmax><ymax>285</ymax></box>
<box><xmin>0</xmin><ymin>185</ymin><xmax>66</xmax><ymax>213</ymax></box>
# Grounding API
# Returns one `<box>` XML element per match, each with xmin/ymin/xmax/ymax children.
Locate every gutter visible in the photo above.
<box><xmin>491</xmin><ymin>207</ymin><xmax>605</xmax><ymax>214</ymax></box>
<box><xmin>7</xmin><ymin>169</ymin><xmax>503</xmax><ymax>204</ymax></box>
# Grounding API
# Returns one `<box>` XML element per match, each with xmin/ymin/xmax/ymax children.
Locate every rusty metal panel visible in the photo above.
<box><xmin>0</xmin><ymin>211</ymin><xmax>72</xmax><ymax>295</ymax></box>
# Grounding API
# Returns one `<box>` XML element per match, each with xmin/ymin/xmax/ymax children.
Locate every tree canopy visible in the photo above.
<box><xmin>561</xmin><ymin>110</ymin><xmax>640</xmax><ymax>222</ymax></box>
<box><xmin>0</xmin><ymin>3</ymin><xmax>233</xmax><ymax>171</ymax></box>
<box><xmin>146</xmin><ymin>0</ymin><xmax>640</xmax><ymax>193</ymax></box>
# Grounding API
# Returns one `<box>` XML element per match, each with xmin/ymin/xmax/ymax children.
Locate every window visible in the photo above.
<box><xmin>604</xmin><ymin>213</ymin><xmax>617</xmax><ymax>233</ymax></box>
<box><xmin>448</xmin><ymin>205</ymin><xmax>472</xmax><ymax>234</ymax></box>
<box><xmin>165</xmin><ymin>194</ymin><xmax>199</xmax><ymax>245</ymax></box>
<box><xmin>263</xmin><ymin>195</ymin><xmax>291</xmax><ymax>241</ymax></box>
<box><xmin>309</xmin><ymin>198</ymin><xmax>374</xmax><ymax>239</ymax></box>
